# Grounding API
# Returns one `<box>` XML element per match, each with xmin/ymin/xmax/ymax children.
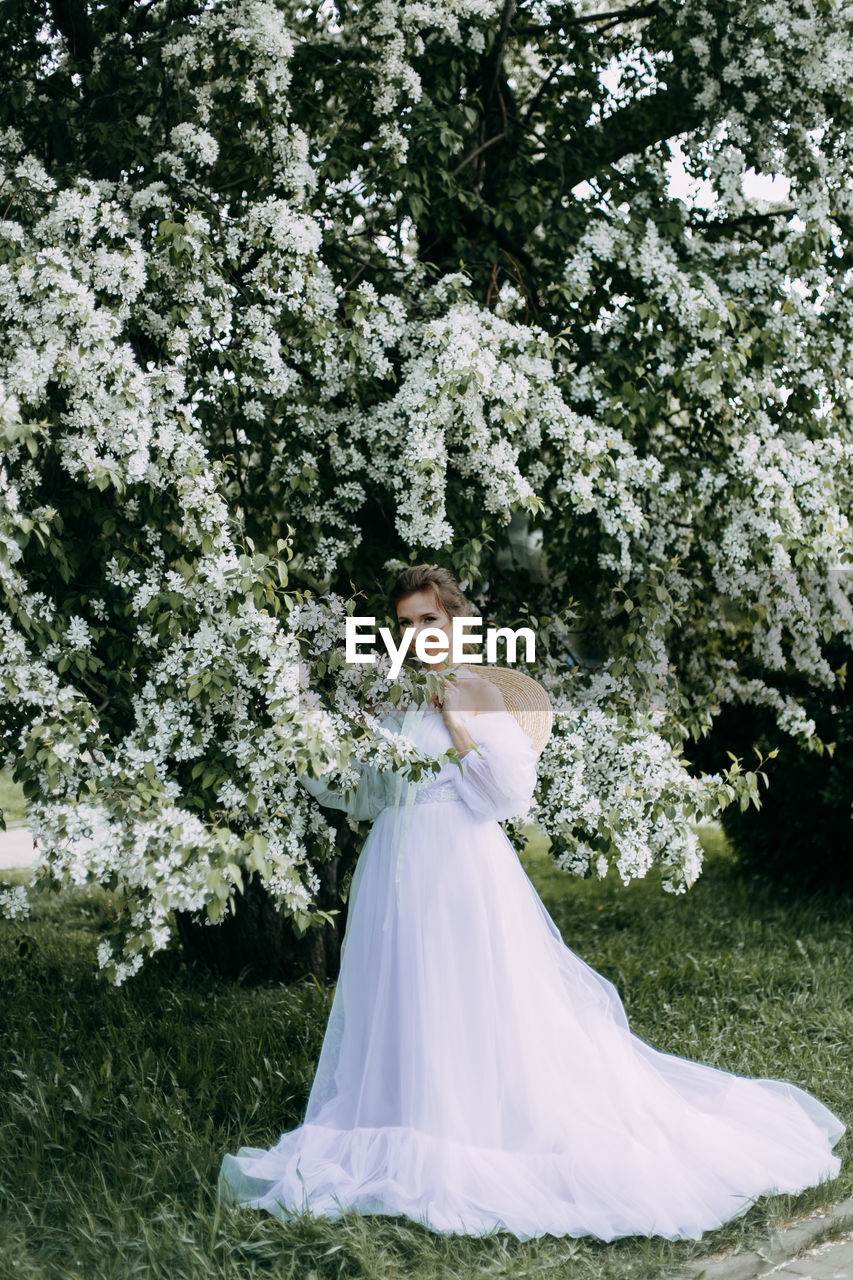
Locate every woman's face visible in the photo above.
<box><xmin>395</xmin><ymin>589</ymin><xmax>453</xmax><ymax>670</ymax></box>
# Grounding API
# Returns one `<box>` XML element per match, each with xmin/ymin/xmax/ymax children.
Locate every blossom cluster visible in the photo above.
<box><xmin>2</xmin><ymin>0</ymin><xmax>853</xmax><ymax>983</ymax></box>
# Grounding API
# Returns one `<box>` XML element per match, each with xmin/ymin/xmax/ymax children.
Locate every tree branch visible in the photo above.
<box><xmin>687</xmin><ymin>206</ymin><xmax>797</xmax><ymax>234</ymax></box>
<box><xmin>48</xmin><ymin>0</ymin><xmax>95</xmax><ymax>62</ymax></box>
<box><xmin>486</xmin><ymin>0</ymin><xmax>517</xmax><ymax>109</ymax></box>
<box><xmin>513</xmin><ymin>2</ymin><xmax>660</xmax><ymax>37</ymax></box>
<box><xmin>520</xmin><ymin>60</ymin><xmax>567</xmax><ymax>126</ymax></box>
<box><xmin>452</xmin><ymin>131</ymin><xmax>506</xmax><ymax>176</ymax></box>
<box><xmin>565</xmin><ymin>3</ymin><xmax>661</xmax><ymax>24</ymax></box>
<box><xmin>559</xmin><ymin>87</ymin><xmax>704</xmax><ymax>190</ymax></box>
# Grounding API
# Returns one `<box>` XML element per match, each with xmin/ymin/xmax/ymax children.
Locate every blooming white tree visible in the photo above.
<box><xmin>1</xmin><ymin>0</ymin><xmax>852</xmax><ymax>982</ymax></box>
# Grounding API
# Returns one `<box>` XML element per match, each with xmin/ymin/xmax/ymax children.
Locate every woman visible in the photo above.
<box><xmin>218</xmin><ymin>564</ymin><xmax>844</xmax><ymax>1241</ymax></box>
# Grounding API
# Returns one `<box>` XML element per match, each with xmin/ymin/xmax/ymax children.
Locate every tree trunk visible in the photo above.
<box><xmin>173</xmin><ymin>827</ymin><xmax>357</xmax><ymax>985</ymax></box>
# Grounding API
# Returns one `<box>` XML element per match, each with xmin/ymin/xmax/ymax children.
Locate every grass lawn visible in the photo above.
<box><xmin>0</xmin><ymin>827</ymin><xmax>850</xmax><ymax>1280</ymax></box>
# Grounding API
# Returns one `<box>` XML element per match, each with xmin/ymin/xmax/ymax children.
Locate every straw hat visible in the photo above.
<box><xmin>475</xmin><ymin>665</ymin><xmax>553</xmax><ymax>757</ymax></box>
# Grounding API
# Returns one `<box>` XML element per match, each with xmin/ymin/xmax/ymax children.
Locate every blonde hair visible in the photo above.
<box><xmin>389</xmin><ymin>564</ymin><xmax>480</xmax><ymax>655</ymax></box>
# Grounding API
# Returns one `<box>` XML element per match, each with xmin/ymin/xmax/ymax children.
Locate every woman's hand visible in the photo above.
<box><xmin>433</xmin><ymin>670</ymin><xmax>466</xmax><ymax>720</ymax></box>
<box><xmin>433</xmin><ymin>670</ymin><xmax>476</xmax><ymax>757</ymax></box>
<box><xmin>425</xmin><ymin>670</ymin><xmax>458</xmax><ymax>711</ymax></box>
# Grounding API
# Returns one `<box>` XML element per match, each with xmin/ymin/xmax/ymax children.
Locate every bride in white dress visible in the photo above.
<box><xmin>218</xmin><ymin>565</ymin><xmax>844</xmax><ymax>1241</ymax></box>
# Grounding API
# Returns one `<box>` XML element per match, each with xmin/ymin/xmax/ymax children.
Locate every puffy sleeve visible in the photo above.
<box><xmin>298</xmin><ymin>761</ymin><xmax>387</xmax><ymax>822</ymax></box>
<box><xmin>450</xmin><ymin>712</ymin><xmax>539</xmax><ymax>821</ymax></box>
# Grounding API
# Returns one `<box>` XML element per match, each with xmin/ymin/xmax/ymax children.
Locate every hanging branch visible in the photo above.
<box><xmin>451</xmin><ymin>131</ymin><xmax>507</xmax><ymax>177</ymax></box>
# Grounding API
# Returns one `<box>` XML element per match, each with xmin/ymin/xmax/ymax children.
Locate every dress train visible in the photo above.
<box><xmin>218</xmin><ymin>709</ymin><xmax>844</xmax><ymax>1240</ymax></box>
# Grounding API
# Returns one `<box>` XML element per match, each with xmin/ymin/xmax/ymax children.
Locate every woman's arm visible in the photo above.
<box><xmin>443</xmin><ymin>714</ymin><xmax>475</xmax><ymax>758</ymax></box>
<box><xmin>299</xmin><ymin>760</ymin><xmax>386</xmax><ymax>822</ymax></box>
<box><xmin>297</xmin><ymin>697</ymin><xmax>387</xmax><ymax>820</ymax></box>
<box><xmin>439</xmin><ymin>669</ymin><xmax>506</xmax><ymax>757</ymax></box>
<box><xmin>448</xmin><ymin>711</ymin><xmax>539</xmax><ymax>821</ymax></box>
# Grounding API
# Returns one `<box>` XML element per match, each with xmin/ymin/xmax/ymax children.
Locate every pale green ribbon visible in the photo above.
<box><xmin>383</xmin><ymin>700</ymin><xmax>429</xmax><ymax>928</ymax></box>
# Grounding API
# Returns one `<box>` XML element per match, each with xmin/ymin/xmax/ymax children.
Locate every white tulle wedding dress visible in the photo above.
<box><xmin>217</xmin><ymin>704</ymin><xmax>844</xmax><ymax>1241</ymax></box>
